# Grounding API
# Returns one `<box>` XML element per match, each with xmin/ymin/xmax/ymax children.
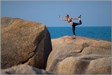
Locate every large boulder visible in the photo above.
<box><xmin>46</xmin><ymin>36</ymin><xmax>111</xmax><ymax>74</ymax></box>
<box><xmin>1</xmin><ymin>17</ymin><xmax>52</xmax><ymax>69</ymax></box>
<box><xmin>1</xmin><ymin>64</ymin><xmax>50</xmax><ymax>74</ymax></box>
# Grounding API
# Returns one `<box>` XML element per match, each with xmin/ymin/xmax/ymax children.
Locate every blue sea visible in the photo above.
<box><xmin>47</xmin><ymin>26</ymin><xmax>111</xmax><ymax>41</ymax></box>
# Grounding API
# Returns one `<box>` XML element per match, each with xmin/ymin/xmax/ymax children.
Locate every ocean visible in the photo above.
<box><xmin>47</xmin><ymin>26</ymin><xmax>111</xmax><ymax>41</ymax></box>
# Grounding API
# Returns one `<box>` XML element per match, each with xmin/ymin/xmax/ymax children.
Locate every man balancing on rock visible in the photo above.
<box><xmin>59</xmin><ymin>14</ymin><xmax>82</xmax><ymax>39</ymax></box>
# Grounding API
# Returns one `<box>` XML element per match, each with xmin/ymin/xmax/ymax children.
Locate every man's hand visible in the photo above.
<box><xmin>59</xmin><ymin>16</ymin><xmax>66</xmax><ymax>21</ymax></box>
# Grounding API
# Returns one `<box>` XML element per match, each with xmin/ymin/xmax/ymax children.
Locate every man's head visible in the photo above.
<box><xmin>66</xmin><ymin>14</ymin><xmax>69</xmax><ymax>18</ymax></box>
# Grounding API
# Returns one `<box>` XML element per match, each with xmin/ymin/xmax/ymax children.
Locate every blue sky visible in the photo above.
<box><xmin>1</xmin><ymin>1</ymin><xmax>111</xmax><ymax>27</ymax></box>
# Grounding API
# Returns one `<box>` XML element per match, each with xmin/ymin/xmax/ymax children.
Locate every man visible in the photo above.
<box><xmin>60</xmin><ymin>14</ymin><xmax>82</xmax><ymax>39</ymax></box>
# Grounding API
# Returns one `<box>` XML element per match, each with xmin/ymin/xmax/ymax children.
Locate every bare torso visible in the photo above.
<box><xmin>66</xmin><ymin>18</ymin><xmax>72</xmax><ymax>23</ymax></box>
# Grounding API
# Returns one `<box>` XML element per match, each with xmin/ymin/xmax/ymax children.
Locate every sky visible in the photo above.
<box><xmin>1</xmin><ymin>1</ymin><xmax>111</xmax><ymax>27</ymax></box>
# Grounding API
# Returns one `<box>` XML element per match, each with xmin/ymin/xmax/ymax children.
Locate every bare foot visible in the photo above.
<box><xmin>72</xmin><ymin>35</ymin><xmax>76</xmax><ymax>39</ymax></box>
<box><xmin>78</xmin><ymin>15</ymin><xmax>81</xmax><ymax>18</ymax></box>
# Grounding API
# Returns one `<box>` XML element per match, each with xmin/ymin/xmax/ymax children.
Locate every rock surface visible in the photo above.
<box><xmin>46</xmin><ymin>36</ymin><xmax>111</xmax><ymax>74</ymax></box>
<box><xmin>1</xmin><ymin>64</ymin><xmax>50</xmax><ymax>74</ymax></box>
<box><xmin>1</xmin><ymin>17</ymin><xmax>52</xmax><ymax>69</ymax></box>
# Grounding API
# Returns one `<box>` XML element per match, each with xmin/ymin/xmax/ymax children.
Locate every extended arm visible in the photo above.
<box><xmin>71</xmin><ymin>17</ymin><xmax>79</xmax><ymax>20</ymax></box>
<box><xmin>59</xmin><ymin>16</ymin><xmax>67</xmax><ymax>21</ymax></box>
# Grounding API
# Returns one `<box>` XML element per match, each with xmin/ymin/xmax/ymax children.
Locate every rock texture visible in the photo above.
<box><xmin>1</xmin><ymin>64</ymin><xmax>50</xmax><ymax>74</ymax></box>
<box><xmin>1</xmin><ymin>17</ymin><xmax>52</xmax><ymax>69</ymax></box>
<box><xmin>46</xmin><ymin>36</ymin><xmax>111</xmax><ymax>74</ymax></box>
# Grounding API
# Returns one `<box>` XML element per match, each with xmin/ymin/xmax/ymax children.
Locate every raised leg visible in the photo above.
<box><xmin>74</xmin><ymin>20</ymin><xmax>82</xmax><ymax>26</ymax></box>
